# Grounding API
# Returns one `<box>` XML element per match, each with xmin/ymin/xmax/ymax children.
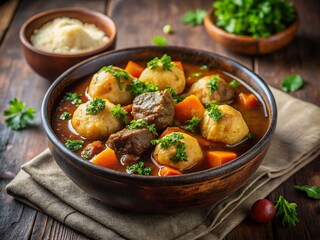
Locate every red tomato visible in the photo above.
<box><xmin>250</xmin><ymin>199</ymin><xmax>276</xmax><ymax>223</ymax></box>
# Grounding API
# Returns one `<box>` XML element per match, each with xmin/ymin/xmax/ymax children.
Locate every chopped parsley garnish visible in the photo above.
<box><xmin>127</xmin><ymin>119</ymin><xmax>158</xmax><ymax>136</ymax></box>
<box><xmin>98</xmin><ymin>65</ymin><xmax>130</xmax><ymax>90</ymax></box>
<box><xmin>181</xmin><ymin>9</ymin><xmax>206</xmax><ymax>26</ymax></box>
<box><xmin>126</xmin><ymin>78</ymin><xmax>158</xmax><ymax>96</ymax></box>
<box><xmin>208</xmin><ymin>75</ymin><xmax>219</xmax><ymax>95</ymax></box>
<box><xmin>152</xmin><ymin>36</ymin><xmax>168</xmax><ymax>46</ymax></box>
<box><xmin>147</xmin><ymin>54</ymin><xmax>173</xmax><ymax>71</ymax></box>
<box><xmin>86</xmin><ymin>98</ymin><xmax>105</xmax><ymax>115</ymax></box>
<box><xmin>274</xmin><ymin>195</ymin><xmax>299</xmax><ymax>227</ymax></box>
<box><xmin>81</xmin><ymin>152</ymin><xmax>91</xmax><ymax>160</ymax></box>
<box><xmin>60</xmin><ymin>112</ymin><xmax>71</xmax><ymax>120</ymax></box>
<box><xmin>200</xmin><ymin>65</ymin><xmax>210</xmax><ymax>70</ymax></box>
<box><xmin>206</xmin><ymin>101</ymin><xmax>223</xmax><ymax>122</ymax></box>
<box><xmin>65</xmin><ymin>140</ymin><xmax>84</xmax><ymax>152</ymax></box>
<box><xmin>151</xmin><ymin>133</ymin><xmax>188</xmax><ymax>163</ymax></box>
<box><xmin>294</xmin><ymin>185</ymin><xmax>320</xmax><ymax>200</ymax></box>
<box><xmin>127</xmin><ymin>161</ymin><xmax>152</xmax><ymax>176</ymax></box>
<box><xmin>229</xmin><ymin>79</ymin><xmax>240</xmax><ymax>88</ymax></box>
<box><xmin>192</xmin><ymin>72</ymin><xmax>203</xmax><ymax>77</ymax></box>
<box><xmin>186</xmin><ymin>116</ymin><xmax>201</xmax><ymax>133</ymax></box>
<box><xmin>4</xmin><ymin>98</ymin><xmax>36</xmax><ymax>130</ymax></box>
<box><xmin>247</xmin><ymin>132</ymin><xmax>253</xmax><ymax>139</ymax></box>
<box><xmin>281</xmin><ymin>74</ymin><xmax>303</xmax><ymax>93</ymax></box>
<box><xmin>166</xmin><ymin>88</ymin><xmax>184</xmax><ymax>103</ymax></box>
<box><xmin>111</xmin><ymin>104</ymin><xmax>128</xmax><ymax>124</ymax></box>
<box><xmin>64</xmin><ymin>92</ymin><xmax>82</xmax><ymax>106</ymax></box>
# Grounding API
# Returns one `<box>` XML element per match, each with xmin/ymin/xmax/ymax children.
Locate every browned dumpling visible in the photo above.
<box><xmin>200</xmin><ymin>105</ymin><xmax>249</xmax><ymax>145</ymax></box>
<box><xmin>153</xmin><ymin>132</ymin><xmax>203</xmax><ymax>171</ymax></box>
<box><xmin>71</xmin><ymin>99</ymin><xmax>122</xmax><ymax>140</ymax></box>
<box><xmin>139</xmin><ymin>64</ymin><xmax>185</xmax><ymax>94</ymax></box>
<box><xmin>188</xmin><ymin>75</ymin><xmax>235</xmax><ymax>104</ymax></box>
<box><xmin>88</xmin><ymin>66</ymin><xmax>134</xmax><ymax>105</ymax></box>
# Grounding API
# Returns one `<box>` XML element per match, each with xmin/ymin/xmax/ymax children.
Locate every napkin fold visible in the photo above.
<box><xmin>6</xmin><ymin>88</ymin><xmax>320</xmax><ymax>240</ymax></box>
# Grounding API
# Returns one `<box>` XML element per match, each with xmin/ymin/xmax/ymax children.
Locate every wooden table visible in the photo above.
<box><xmin>0</xmin><ymin>0</ymin><xmax>319</xmax><ymax>239</ymax></box>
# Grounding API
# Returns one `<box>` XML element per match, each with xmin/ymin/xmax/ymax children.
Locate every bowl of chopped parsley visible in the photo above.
<box><xmin>204</xmin><ymin>0</ymin><xmax>299</xmax><ymax>55</ymax></box>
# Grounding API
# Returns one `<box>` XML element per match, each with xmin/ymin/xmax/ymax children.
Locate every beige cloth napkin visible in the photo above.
<box><xmin>6</xmin><ymin>87</ymin><xmax>320</xmax><ymax>240</ymax></box>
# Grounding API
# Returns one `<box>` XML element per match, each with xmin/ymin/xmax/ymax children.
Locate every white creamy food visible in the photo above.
<box><xmin>30</xmin><ymin>17</ymin><xmax>109</xmax><ymax>54</ymax></box>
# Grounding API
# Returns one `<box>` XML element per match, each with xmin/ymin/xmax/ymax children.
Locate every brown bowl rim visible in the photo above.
<box><xmin>41</xmin><ymin>46</ymin><xmax>277</xmax><ymax>185</ymax></box>
<box><xmin>19</xmin><ymin>7</ymin><xmax>117</xmax><ymax>58</ymax></box>
<box><xmin>204</xmin><ymin>8</ymin><xmax>299</xmax><ymax>43</ymax></box>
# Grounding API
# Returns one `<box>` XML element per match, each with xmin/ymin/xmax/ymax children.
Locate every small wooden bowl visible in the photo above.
<box><xmin>20</xmin><ymin>8</ymin><xmax>117</xmax><ymax>81</ymax></box>
<box><xmin>204</xmin><ymin>9</ymin><xmax>299</xmax><ymax>55</ymax></box>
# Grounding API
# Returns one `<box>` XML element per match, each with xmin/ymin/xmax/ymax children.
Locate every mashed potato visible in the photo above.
<box><xmin>30</xmin><ymin>17</ymin><xmax>109</xmax><ymax>54</ymax></box>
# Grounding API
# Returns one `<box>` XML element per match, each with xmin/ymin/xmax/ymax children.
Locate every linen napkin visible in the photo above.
<box><xmin>6</xmin><ymin>87</ymin><xmax>320</xmax><ymax>240</ymax></box>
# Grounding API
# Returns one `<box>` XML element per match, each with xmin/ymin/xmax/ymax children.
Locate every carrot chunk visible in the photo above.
<box><xmin>206</xmin><ymin>151</ymin><xmax>237</xmax><ymax>168</ymax></box>
<box><xmin>174</xmin><ymin>95</ymin><xmax>205</xmax><ymax>123</ymax></box>
<box><xmin>124</xmin><ymin>60</ymin><xmax>144</xmax><ymax>78</ymax></box>
<box><xmin>172</xmin><ymin>61</ymin><xmax>184</xmax><ymax>71</ymax></box>
<box><xmin>239</xmin><ymin>93</ymin><xmax>259</xmax><ymax>108</ymax></box>
<box><xmin>90</xmin><ymin>148</ymin><xmax>119</xmax><ymax>170</ymax></box>
<box><xmin>159</xmin><ymin>166</ymin><xmax>182</xmax><ymax>176</ymax></box>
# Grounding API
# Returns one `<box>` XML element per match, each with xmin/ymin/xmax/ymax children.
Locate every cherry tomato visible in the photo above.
<box><xmin>250</xmin><ymin>199</ymin><xmax>276</xmax><ymax>223</ymax></box>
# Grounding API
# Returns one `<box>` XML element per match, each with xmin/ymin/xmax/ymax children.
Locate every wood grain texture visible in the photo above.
<box><xmin>0</xmin><ymin>0</ymin><xmax>19</xmax><ymax>42</ymax></box>
<box><xmin>0</xmin><ymin>0</ymin><xmax>319</xmax><ymax>239</ymax></box>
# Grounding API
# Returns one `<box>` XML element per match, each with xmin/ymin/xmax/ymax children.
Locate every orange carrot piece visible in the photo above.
<box><xmin>239</xmin><ymin>93</ymin><xmax>259</xmax><ymax>108</ymax></box>
<box><xmin>159</xmin><ymin>166</ymin><xmax>182</xmax><ymax>176</ymax></box>
<box><xmin>174</xmin><ymin>95</ymin><xmax>205</xmax><ymax>123</ymax></box>
<box><xmin>124</xmin><ymin>60</ymin><xmax>144</xmax><ymax>78</ymax></box>
<box><xmin>206</xmin><ymin>151</ymin><xmax>237</xmax><ymax>168</ymax></box>
<box><xmin>90</xmin><ymin>148</ymin><xmax>119</xmax><ymax>170</ymax></box>
<box><xmin>172</xmin><ymin>61</ymin><xmax>184</xmax><ymax>71</ymax></box>
<box><xmin>123</xmin><ymin>104</ymin><xmax>132</xmax><ymax>113</ymax></box>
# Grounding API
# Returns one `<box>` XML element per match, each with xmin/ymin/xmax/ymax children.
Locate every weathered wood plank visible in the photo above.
<box><xmin>0</xmin><ymin>0</ymin><xmax>19</xmax><ymax>42</ymax></box>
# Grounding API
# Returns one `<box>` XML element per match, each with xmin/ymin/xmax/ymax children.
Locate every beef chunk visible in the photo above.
<box><xmin>107</xmin><ymin>128</ymin><xmax>156</xmax><ymax>161</ymax></box>
<box><xmin>131</xmin><ymin>90</ymin><xmax>175</xmax><ymax>129</ymax></box>
<box><xmin>81</xmin><ymin>141</ymin><xmax>105</xmax><ymax>159</ymax></box>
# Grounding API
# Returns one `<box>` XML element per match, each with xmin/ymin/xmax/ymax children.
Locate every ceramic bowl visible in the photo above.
<box><xmin>20</xmin><ymin>7</ymin><xmax>117</xmax><ymax>81</ymax></box>
<box><xmin>204</xmin><ymin>9</ymin><xmax>299</xmax><ymax>55</ymax></box>
<box><xmin>41</xmin><ymin>46</ymin><xmax>277</xmax><ymax>213</ymax></box>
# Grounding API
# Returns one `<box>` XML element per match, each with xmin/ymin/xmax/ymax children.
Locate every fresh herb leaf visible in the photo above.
<box><xmin>200</xmin><ymin>65</ymin><xmax>209</xmax><ymax>70</ymax></box>
<box><xmin>81</xmin><ymin>152</ymin><xmax>91</xmax><ymax>160</ymax></box>
<box><xmin>163</xmin><ymin>24</ymin><xmax>172</xmax><ymax>34</ymax></box>
<box><xmin>86</xmin><ymin>98</ymin><xmax>105</xmax><ymax>115</ymax></box>
<box><xmin>127</xmin><ymin>119</ymin><xmax>158</xmax><ymax>136</ymax></box>
<box><xmin>98</xmin><ymin>65</ymin><xmax>130</xmax><ymax>90</ymax></box>
<box><xmin>4</xmin><ymin>98</ymin><xmax>36</xmax><ymax>130</ymax></box>
<box><xmin>213</xmin><ymin>0</ymin><xmax>296</xmax><ymax>37</ymax></box>
<box><xmin>229</xmin><ymin>79</ymin><xmax>240</xmax><ymax>88</ymax></box>
<box><xmin>166</xmin><ymin>88</ymin><xmax>184</xmax><ymax>103</ymax></box>
<box><xmin>147</xmin><ymin>54</ymin><xmax>173</xmax><ymax>71</ymax></box>
<box><xmin>181</xmin><ymin>9</ymin><xmax>206</xmax><ymax>26</ymax></box>
<box><xmin>294</xmin><ymin>185</ymin><xmax>320</xmax><ymax>200</ymax></box>
<box><xmin>247</xmin><ymin>132</ymin><xmax>254</xmax><ymax>139</ymax></box>
<box><xmin>208</xmin><ymin>75</ymin><xmax>219</xmax><ymax>95</ymax></box>
<box><xmin>274</xmin><ymin>195</ymin><xmax>299</xmax><ymax>227</ymax></box>
<box><xmin>127</xmin><ymin>161</ymin><xmax>152</xmax><ymax>175</ymax></box>
<box><xmin>186</xmin><ymin>116</ymin><xmax>201</xmax><ymax>133</ymax></box>
<box><xmin>111</xmin><ymin>104</ymin><xmax>128</xmax><ymax>124</ymax></box>
<box><xmin>206</xmin><ymin>101</ymin><xmax>223</xmax><ymax>122</ymax></box>
<box><xmin>281</xmin><ymin>74</ymin><xmax>303</xmax><ymax>92</ymax></box>
<box><xmin>64</xmin><ymin>92</ymin><xmax>82</xmax><ymax>106</ymax></box>
<box><xmin>151</xmin><ymin>133</ymin><xmax>187</xmax><ymax>163</ymax></box>
<box><xmin>152</xmin><ymin>36</ymin><xmax>167</xmax><ymax>46</ymax></box>
<box><xmin>60</xmin><ymin>112</ymin><xmax>71</xmax><ymax>120</ymax></box>
<box><xmin>126</xmin><ymin>79</ymin><xmax>158</xmax><ymax>96</ymax></box>
<box><xmin>65</xmin><ymin>140</ymin><xmax>84</xmax><ymax>152</ymax></box>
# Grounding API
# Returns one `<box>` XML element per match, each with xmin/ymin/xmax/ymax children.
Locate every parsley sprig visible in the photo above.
<box><xmin>151</xmin><ymin>133</ymin><xmax>188</xmax><ymax>163</ymax></box>
<box><xmin>111</xmin><ymin>104</ymin><xmax>128</xmax><ymax>124</ymax></box>
<box><xmin>229</xmin><ymin>79</ymin><xmax>240</xmax><ymax>88</ymax></box>
<box><xmin>98</xmin><ymin>65</ymin><xmax>130</xmax><ymax>90</ymax></box>
<box><xmin>127</xmin><ymin>161</ymin><xmax>152</xmax><ymax>176</ymax></box>
<box><xmin>152</xmin><ymin>36</ymin><xmax>168</xmax><ymax>46</ymax></box>
<box><xmin>60</xmin><ymin>112</ymin><xmax>71</xmax><ymax>120</ymax></box>
<box><xmin>274</xmin><ymin>195</ymin><xmax>299</xmax><ymax>227</ymax></box>
<box><xmin>4</xmin><ymin>98</ymin><xmax>36</xmax><ymax>130</ymax></box>
<box><xmin>126</xmin><ymin>79</ymin><xmax>158</xmax><ymax>96</ymax></box>
<box><xmin>208</xmin><ymin>75</ymin><xmax>219</xmax><ymax>95</ymax></box>
<box><xmin>86</xmin><ymin>98</ymin><xmax>105</xmax><ymax>115</ymax></box>
<box><xmin>127</xmin><ymin>119</ymin><xmax>158</xmax><ymax>136</ymax></box>
<box><xmin>294</xmin><ymin>185</ymin><xmax>320</xmax><ymax>199</ymax></box>
<box><xmin>186</xmin><ymin>116</ymin><xmax>201</xmax><ymax>133</ymax></box>
<box><xmin>206</xmin><ymin>101</ymin><xmax>223</xmax><ymax>122</ymax></box>
<box><xmin>166</xmin><ymin>88</ymin><xmax>184</xmax><ymax>103</ymax></box>
<box><xmin>181</xmin><ymin>9</ymin><xmax>206</xmax><ymax>26</ymax></box>
<box><xmin>147</xmin><ymin>54</ymin><xmax>173</xmax><ymax>71</ymax></box>
<box><xmin>65</xmin><ymin>140</ymin><xmax>84</xmax><ymax>152</ymax></box>
<box><xmin>64</xmin><ymin>92</ymin><xmax>82</xmax><ymax>106</ymax></box>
